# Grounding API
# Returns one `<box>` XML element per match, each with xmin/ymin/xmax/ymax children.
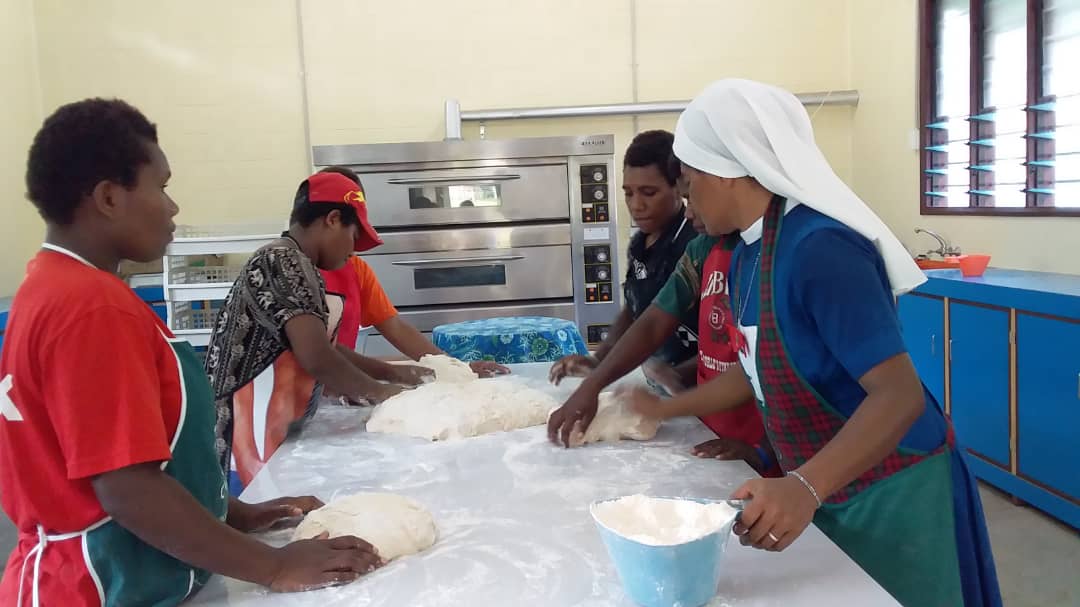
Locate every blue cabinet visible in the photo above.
<box><xmin>904</xmin><ymin>268</ymin><xmax>1080</xmax><ymax>529</ymax></box>
<box><xmin>1017</xmin><ymin>314</ymin><xmax>1080</xmax><ymax>501</ymax></box>
<box><xmin>897</xmin><ymin>294</ymin><xmax>946</xmax><ymax>407</ymax></box>
<box><xmin>949</xmin><ymin>302</ymin><xmax>1011</xmax><ymax>467</ymax></box>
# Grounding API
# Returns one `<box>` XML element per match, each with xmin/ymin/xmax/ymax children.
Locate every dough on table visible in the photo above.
<box><xmin>563</xmin><ymin>390</ymin><xmax>661</xmax><ymax>447</ymax></box>
<box><xmin>366</xmin><ymin>377</ymin><xmax>558</xmax><ymax>440</ymax></box>
<box><xmin>292</xmin><ymin>493</ymin><xmax>437</xmax><ymax>561</ymax></box>
<box><xmin>416</xmin><ymin>354</ymin><xmax>477</xmax><ymax>383</ymax></box>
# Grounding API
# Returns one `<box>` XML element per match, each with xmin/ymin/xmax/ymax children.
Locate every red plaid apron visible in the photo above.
<box><xmin>744</xmin><ymin>198</ymin><xmax>951</xmax><ymax>504</ymax></box>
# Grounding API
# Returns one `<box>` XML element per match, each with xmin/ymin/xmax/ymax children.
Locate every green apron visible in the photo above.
<box><xmin>743</xmin><ymin>198</ymin><xmax>979</xmax><ymax>606</ymax></box>
<box><xmin>813</xmin><ymin>452</ymin><xmax>964</xmax><ymax>606</ymax></box>
<box><xmin>81</xmin><ymin>337</ymin><xmax>228</xmax><ymax>605</ymax></box>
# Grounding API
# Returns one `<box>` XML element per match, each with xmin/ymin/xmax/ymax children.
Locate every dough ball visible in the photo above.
<box><xmin>366</xmin><ymin>377</ymin><xmax>557</xmax><ymax>440</ymax></box>
<box><xmin>561</xmin><ymin>390</ymin><xmax>661</xmax><ymax>448</ymax></box>
<box><xmin>417</xmin><ymin>354</ymin><xmax>478</xmax><ymax>383</ymax></box>
<box><xmin>292</xmin><ymin>493</ymin><xmax>437</xmax><ymax>561</ymax></box>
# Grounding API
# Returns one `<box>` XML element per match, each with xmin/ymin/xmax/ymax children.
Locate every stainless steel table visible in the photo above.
<box><xmin>189</xmin><ymin>364</ymin><xmax>899</xmax><ymax>606</ymax></box>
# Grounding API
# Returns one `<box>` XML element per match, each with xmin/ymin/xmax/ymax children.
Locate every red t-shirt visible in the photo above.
<box><xmin>320</xmin><ymin>256</ymin><xmax>398</xmax><ymax>350</ymax></box>
<box><xmin>697</xmin><ymin>245</ymin><xmax>768</xmax><ymax>451</ymax></box>
<box><xmin>0</xmin><ymin>249</ymin><xmax>183</xmax><ymax>604</ymax></box>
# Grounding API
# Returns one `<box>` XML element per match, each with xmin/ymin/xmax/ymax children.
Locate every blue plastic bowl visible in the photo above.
<box><xmin>591</xmin><ymin>497</ymin><xmax>736</xmax><ymax>607</ymax></box>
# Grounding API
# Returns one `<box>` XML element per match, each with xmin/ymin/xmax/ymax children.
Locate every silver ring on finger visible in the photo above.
<box><xmin>767</xmin><ymin>532</ymin><xmax>780</xmax><ymax>544</ymax></box>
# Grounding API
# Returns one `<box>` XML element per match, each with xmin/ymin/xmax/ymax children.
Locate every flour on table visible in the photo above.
<box><xmin>293</xmin><ymin>493</ymin><xmax>437</xmax><ymax>561</ymax></box>
<box><xmin>561</xmin><ymin>390</ymin><xmax>661</xmax><ymax>447</ymax></box>
<box><xmin>366</xmin><ymin>377</ymin><xmax>557</xmax><ymax>440</ymax></box>
<box><xmin>417</xmin><ymin>354</ymin><xmax>477</xmax><ymax>383</ymax></box>
<box><xmin>591</xmin><ymin>494</ymin><xmax>737</xmax><ymax>546</ymax></box>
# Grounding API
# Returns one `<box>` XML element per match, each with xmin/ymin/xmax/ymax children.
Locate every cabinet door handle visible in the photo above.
<box><xmin>931</xmin><ymin>334</ymin><xmax>936</xmax><ymax>356</ymax></box>
<box><xmin>1076</xmin><ymin>373</ymin><xmax>1079</xmax><ymax>400</ymax></box>
<box><xmin>949</xmin><ymin>339</ymin><xmax>953</xmax><ymax>362</ymax></box>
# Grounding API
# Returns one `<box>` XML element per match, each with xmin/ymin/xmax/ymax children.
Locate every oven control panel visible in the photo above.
<box><xmin>579</xmin><ymin>164</ymin><xmax>610</xmax><ymax>223</ymax></box>
<box><xmin>583</xmin><ymin>244</ymin><xmax>614</xmax><ymax>303</ymax></box>
<box><xmin>571</xmin><ymin>151</ymin><xmax>621</xmax><ymax>342</ymax></box>
<box><xmin>586</xmin><ymin>324</ymin><xmax>611</xmax><ymax>345</ymax></box>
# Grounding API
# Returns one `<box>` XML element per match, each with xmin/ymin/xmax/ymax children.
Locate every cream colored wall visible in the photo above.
<box><xmin>0</xmin><ymin>0</ymin><xmax>44</xmax><ymax>296</ymax></box>
<box><xmin>301</xmin><ymin>0</ymin><xmax>854</xmax><ymax>262</ymax></box>
<box><xmin>3</xmin><ymin>0</ymin><xmax>953</xmax><ymax>297</ymax></box>
<box><xmin>850</xmin><ymin>0</ymin><xmax>1080</xmax><ymax>273</ymax></box>
<box><xmin>301</xmin><ymin>0</ymin><xmax>851</xmax><ymax>141</ymax></box>
<box><xmin>30</xmin><ymin>0</ymin><xmax>310</xmax><ymax>229</ymax></box>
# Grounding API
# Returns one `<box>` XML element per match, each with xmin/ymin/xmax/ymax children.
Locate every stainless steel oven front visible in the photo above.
<box><xmin>313</xmin><ymin>135</ymin><xmax>621</xmax><ymax>357</ymax></box>
<box><xmin>367</xmin><ymin>225</ymin><xmax>573</xmax><ymax>308</ymax></box>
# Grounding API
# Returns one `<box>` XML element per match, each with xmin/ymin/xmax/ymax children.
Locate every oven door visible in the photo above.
<box><xmin>359</xmin><ymin>164</ymin><xmax>570</xmax><ymax>228</ymax></box>
<box><xmin>365</xmin><ymin>245</ymin><xmax>573</xmax><ymax>307</ymax></box>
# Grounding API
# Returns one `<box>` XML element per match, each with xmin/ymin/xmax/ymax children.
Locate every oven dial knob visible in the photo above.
<box><xmin>593</xmin><ymin>188</ymin><xmax>605</xmax><ymax>201</ymax></box>
<box><xmin>592</xmin><ymin>170</ymin><xmax>605</xmax><ymax>182</ymax></box>
<box><xmin>597</xmin><ymin>268</ymin><xmax>609</xmax><ymax>280</ymax></box>
<box><xmin>596</xmin><ymin>250</ymin><xmax>609</xmax><ymax>262</ymax></box>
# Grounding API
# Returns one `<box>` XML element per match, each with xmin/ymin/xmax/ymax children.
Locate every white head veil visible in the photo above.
<box><xmin>673</xmin><ymin>79</ymin><xmax>925</xmax><ymax>295</ymax></box>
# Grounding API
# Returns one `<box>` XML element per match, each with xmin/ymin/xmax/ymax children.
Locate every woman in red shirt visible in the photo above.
<box><xmin>0</xmin><ymin>99</ymin><xmax>379</xmax><ymax>606</ymax></box>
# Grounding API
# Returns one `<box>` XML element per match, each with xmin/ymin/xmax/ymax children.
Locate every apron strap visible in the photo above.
<box><xmin>15</xmin><ymin>531</ymin><xmax>38</xmax><ymax>607</ymax></box>
<box><xmin>16</xmin><ymin>523</ymin><xmax>105</xmax><ymax>607</ymax></box>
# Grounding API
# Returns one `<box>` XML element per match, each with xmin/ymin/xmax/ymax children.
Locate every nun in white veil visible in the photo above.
<box><xmin>630</xmin><ymin>79</ymin><xmax>1001</xmax><ymax>607</ymax></box>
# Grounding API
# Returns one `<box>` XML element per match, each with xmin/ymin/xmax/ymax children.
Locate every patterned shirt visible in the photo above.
<box><xmin>205</xmin><ymin>237</ymin><xmax>328</xmax><ymax>466</ymax></box>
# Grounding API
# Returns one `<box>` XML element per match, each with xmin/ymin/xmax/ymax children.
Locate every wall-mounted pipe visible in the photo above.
<box><xmin>295</xmin><ymin>0</ymin><xmax>314</xmax><ymax>168</ymax></box>
<box><xmin>443</xmin><ymin>90</ymin><xmax>860</xmax><ymax>140</ymax></box>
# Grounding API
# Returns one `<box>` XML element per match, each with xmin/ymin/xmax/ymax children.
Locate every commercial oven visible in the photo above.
<box><xmin>312</xmin><ymin>135</ymin><xmax>622</xmax><ymax>357</ymax></box>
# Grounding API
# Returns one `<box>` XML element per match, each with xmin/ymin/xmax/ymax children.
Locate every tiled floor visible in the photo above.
<box><xmin>0</xmin><ymin>484</ymin><xmax>1074</xmax><ymax>604</ymax></box>
<box><xmin>978</xmin><ymin>485</ymin><xmax>1080</xmax><ymax>607</ymax></box>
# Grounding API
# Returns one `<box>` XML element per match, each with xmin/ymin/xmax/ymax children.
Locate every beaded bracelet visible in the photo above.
<box><xmin>789</xmin><ymin>470</ymin><xmax>822</xmax><ymax>507</ymax></box>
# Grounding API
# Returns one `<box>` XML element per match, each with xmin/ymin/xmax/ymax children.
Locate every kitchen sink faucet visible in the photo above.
<box><xmin>915</xmin><ymin>228</ymin><xmax>961</xmax><ymax>257</ymax></box>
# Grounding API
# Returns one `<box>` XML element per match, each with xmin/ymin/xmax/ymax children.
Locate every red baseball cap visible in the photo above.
<box><xmin>299</xmin><ymin>172</ymin><xmax>383</xmax><ymax>252</ymax></box>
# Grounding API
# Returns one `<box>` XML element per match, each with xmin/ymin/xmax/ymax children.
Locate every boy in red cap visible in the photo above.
<box><xmin>315</xmin><ymin>166</ymin><xmax>508</xmax><ymax>377</ymax></box>
<box><xmin>206</xmin><ymin>171</ymin><xmax>433</xmax><ymax>488</ymax></box>
<box><xmin>0</xmin><ymin>99</ymin><xmax>379</xmax><ymax>606</ymax></box>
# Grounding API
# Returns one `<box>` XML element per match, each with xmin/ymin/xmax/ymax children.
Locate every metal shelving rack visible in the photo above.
<box><xmin>163</xmin><ymin>222</ymin><xmax>283</xmax><ymax>346</ymax></box>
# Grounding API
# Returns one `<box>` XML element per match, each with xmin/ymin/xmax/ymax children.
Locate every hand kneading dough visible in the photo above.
<box><xmin>563</xmin><ymin>391</ymin><xmax>661</xmax><ymax>448</ymax></box>
<box><xmin>366</xmin><ymin>377</ymin><xmax>558</xmax><ymax>440</ymax></box>
<box><xmin>417</xmin><ymin>354</ymin><xmax>477</xmax><ymax>383</ymax></box>
<box><xmin>292</xmin><ymin>493</ymin><xmax>437</xmax><ymax>561</ymax></box>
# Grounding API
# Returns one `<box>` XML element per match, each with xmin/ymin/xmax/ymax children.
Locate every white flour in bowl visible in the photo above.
<box><xmin>592</xmin><ymin>494</ymin><xmax>737</xmax><ymax>546</ymax></box>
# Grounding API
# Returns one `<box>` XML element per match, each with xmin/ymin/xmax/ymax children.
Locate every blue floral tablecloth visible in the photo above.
<box><xmin>432</xmin><ymin>317</ymin><xmax>588</xmax><ymax>364</ymax></box>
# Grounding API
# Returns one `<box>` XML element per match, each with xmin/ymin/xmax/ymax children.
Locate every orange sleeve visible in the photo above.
<box><xmin>351</xmin><ymin>257</ymin><xmax>398</xmax><ymax>327</ymax></box>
